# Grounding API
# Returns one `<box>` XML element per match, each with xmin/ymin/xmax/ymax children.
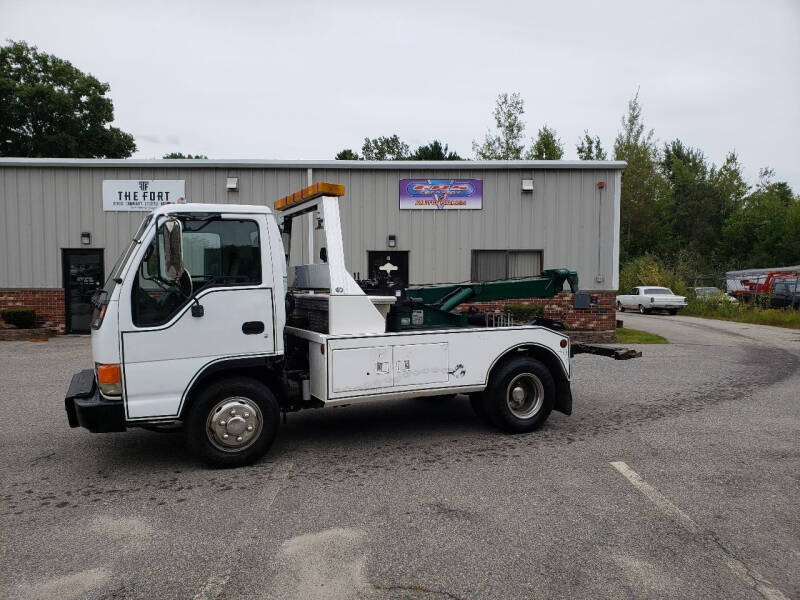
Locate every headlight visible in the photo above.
<box><xmin>96</xmin><ymin>363</ymin><xmax>122</xmax><ymax>396</ymax></box>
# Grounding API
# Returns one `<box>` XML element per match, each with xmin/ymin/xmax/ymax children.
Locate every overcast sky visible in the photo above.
<box><xmin>3</xmin><ymin>0</ymin><xmax>799</xmax><ymax>189</ymax></box>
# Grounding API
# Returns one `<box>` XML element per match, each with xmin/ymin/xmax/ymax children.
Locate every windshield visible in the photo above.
<box><xmin>96</xmin><ymin>215</ymin><xmax>153</xmax><ymax>304</ymax></box>
<box><xmin>644</xmin><ymin>288</ymin><xmax>673</xmax><ymax>295</ymax></box>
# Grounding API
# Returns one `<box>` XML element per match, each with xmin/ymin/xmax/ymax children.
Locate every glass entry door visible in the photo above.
<box><xmin>62</xmin><ymin>249</ymin><xmax>104</xmax><ymax>333</ymax></box>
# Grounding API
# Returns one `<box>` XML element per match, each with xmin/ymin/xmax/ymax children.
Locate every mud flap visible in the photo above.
<box><xmin>554</xmin><ymin>378</ymin><xmax>572</xmax><ymax>415</ymax></box>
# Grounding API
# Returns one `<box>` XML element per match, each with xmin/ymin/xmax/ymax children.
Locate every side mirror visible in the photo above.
<box><xmin>160</xmin><ymin>217</ymin><xmax>184</xmax><ymax>281</ymax></box>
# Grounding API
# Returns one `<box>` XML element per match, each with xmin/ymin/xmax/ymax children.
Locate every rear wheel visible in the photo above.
<box><xmin>667</xmin><ymin>308</ymin><xmax>678</xmax><ymax>315</ymax></box>
<box><xmin>617</xmin><ymin>301</ymin><xmax>624</xmax><ymax>312</ymax></box>
<box><xmin>482</xmin><ymin>357</ymin><xmax>554</xmax><ymax>433</ymax></box>
<box><xmin>638</xmin><ymin>304</ymin><xmax>649</xmax><ymax>315</ymax></box>
<box><xmin>186</xmin><ymin>377</ymin><xmax>280</xmax><ymax>468</ymax></box>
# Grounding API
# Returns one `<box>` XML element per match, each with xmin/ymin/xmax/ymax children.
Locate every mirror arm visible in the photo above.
<box><xmin>153</xmin><ymin>214</ymin><xmax>163</xmax><ymax>283</ymax></box>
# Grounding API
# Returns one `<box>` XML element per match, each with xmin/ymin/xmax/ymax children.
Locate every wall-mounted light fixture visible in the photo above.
<box><xmin>387</xmin><ymin>234</ymin><xmax>397</xmax><ymax>248</ymax></box>
<box><xmin>226</xmin><ymin>177</ymin><xmax>239</xmax><ymax>192</ymax></box>
<box><xmin>81</xmin><ymin>232</ymin><xmax>91</xmax><ymax>245</ymax></box>
<box><xmin>521</xmin><ymin>179</ymin><xmax>534</xmax><ymax>192</ymax></box>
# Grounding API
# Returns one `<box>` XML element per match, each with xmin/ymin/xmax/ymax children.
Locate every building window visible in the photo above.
<box><xmin>132</xmin><ymin>218</ymin><xmax>261</xmax><ymax>327</ymax></box>
<box><xmin>471</xmin><ymin>250</ymin><xmax>543</xmax><ymax>282</ymax></box>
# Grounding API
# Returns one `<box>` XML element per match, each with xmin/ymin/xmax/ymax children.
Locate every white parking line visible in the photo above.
<box><xmin>192</xmin><ymin>461</ymin><xmax>293</xmax><ymax>600</ymax></box>
<box><xmin>610</xmin><ymin>461</ymin><xmax>789</xmax><ymax>600</ymax></box>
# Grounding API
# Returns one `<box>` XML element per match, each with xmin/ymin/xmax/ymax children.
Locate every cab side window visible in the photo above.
<box><xmin>132</xmin><ymin>219</ymin><xmax>261</xmax><ymax>327</ymax></box>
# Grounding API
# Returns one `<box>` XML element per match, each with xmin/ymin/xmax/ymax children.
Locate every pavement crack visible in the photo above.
<box><xmin>701</xmin><ymin>531</ymin><xmax>789</xmax><ymax>600</ymax></box>
<box><xmin>29</xmin><ymin>452</ymin><xmax>55</xmax><ymax>465</ymax></box>
<box><xmin>612</xmin><ymin>461</ymin><xmax>790</xmax><ymax>600</ymax></box>
<box><xmin>372</xmin><ymin>582</ymin><xmax>466</xmax><ymax>599</ymax></box>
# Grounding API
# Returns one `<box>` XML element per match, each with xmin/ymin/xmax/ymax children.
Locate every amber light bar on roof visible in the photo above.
<box><xmin>274</xmin><ymin>182</ymin><xmax>345</xmax><ymax>211</ymax></box>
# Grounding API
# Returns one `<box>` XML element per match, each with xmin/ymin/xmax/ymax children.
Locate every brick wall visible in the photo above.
<box><xmin>0</xmin><ymin>289</ymin><xmax>65</xmax><ymax>333</ymax></box>
<box><xmin>0</xmin><ymin>288</ymin><xmax>618</xmax><ymax>341</ymax></box>
<box><xmin>459</xmin><ymin>290</ymin><xmax>617</xmax><ymax>342</ymax></box>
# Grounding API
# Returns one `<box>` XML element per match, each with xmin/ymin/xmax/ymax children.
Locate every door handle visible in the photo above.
<box><xmin>242</xmin><ymin>321</ymin><xmax>265</xmax><ymax>335</ymax></box>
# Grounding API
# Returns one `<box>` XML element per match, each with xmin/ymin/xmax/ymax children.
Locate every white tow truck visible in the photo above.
<box><xmin>65</xmin><ymin>182</ymin><xmax>604</xmax><ymax>467</ymax></box>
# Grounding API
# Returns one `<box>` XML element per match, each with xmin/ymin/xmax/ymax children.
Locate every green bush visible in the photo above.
<box><xmin>1</xmin><ymin>307</ymin><xmax>36</xmax><ymax>329</ymax></box>
<box><xmin>619</xmin><ymin>254</ymin><xmax>689</xmax><ymax>296</ymax></box>
<box><xmin>503</xmin><ymin>303</ymin><xmax>545</xmax><ymax>322</ymax></box>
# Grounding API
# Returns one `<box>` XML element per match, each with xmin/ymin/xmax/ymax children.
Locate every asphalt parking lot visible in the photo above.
<box><xmin>1</xmin><ymin>314</ymin><xmax>798</xmax><ymax>600</ymax></box>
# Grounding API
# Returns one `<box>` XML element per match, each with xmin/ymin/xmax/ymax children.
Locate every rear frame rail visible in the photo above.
<box><xmin>572</xmin><ymin>343</ymin><xmax>642</xmax><ymax>360</ymax></box>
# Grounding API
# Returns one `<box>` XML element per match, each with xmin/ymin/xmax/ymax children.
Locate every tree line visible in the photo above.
<box><xmin>339</xmin><ymin>91</ymin><xmax>799</xmax><ymax>274</ymax></box>
<box><xmin>613</xmin><ymin>93</ymin><xmax>799</xmax><ymax>276</ymax></box>
<box><xmin>2</xmin><ymin>40</ymin><xmax>797</xmax><ymax>274</ymax></box>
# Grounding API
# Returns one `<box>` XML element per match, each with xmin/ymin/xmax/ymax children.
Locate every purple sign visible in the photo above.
<box><xmin>399</xmin><ymin>179</ymin><xmax>483</xmax><ymax>210</ymax></box>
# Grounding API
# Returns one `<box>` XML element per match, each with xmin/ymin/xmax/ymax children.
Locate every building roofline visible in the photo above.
<box><xmin>0</xmin><ymin>158</ymin><xmax>627</xmax><ymax>170</ymax></box>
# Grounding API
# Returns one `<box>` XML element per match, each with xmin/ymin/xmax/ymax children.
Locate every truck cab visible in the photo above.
<box><xmin>66</xmin><ymin>184</ymin><xmax>576</xmax><ymax>467</ymax></box>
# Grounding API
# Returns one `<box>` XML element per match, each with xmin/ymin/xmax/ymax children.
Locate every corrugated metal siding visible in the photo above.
<box><xmin>313</xmin><ymin>167</ymin><xmax>619</xmax><ymax>290</ymax></box>
<box><xmin>0</xmin><ymin>166</ymin><xmax>305</xmax><ymax>288</ymax></box>
<box><xmin>0</xmin><ymin>164</ymin><xmax>621</xmax><ymax>291</ymax></box>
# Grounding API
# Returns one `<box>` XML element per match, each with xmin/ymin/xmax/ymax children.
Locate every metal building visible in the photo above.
<box><xmin>0</xmin><ymin>158</ymin><xmax>624</xmax><ymax>336</ymax></box>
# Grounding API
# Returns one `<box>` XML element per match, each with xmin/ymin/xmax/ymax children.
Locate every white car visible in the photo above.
<box><xmin>616</xmin><ymin>286</ymin><xmax>687</xmax><ymax>315</ymax></box>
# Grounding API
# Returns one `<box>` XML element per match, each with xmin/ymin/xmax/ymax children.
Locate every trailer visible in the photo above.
<box><xmin>65</xmin><ymin>182</ymin><xmax>630</xmax><ymax>467</ymax></box>
<box><xmin>728</xmin><ymin>269</ymin><xmax>800</xmax><ymax>307</ymax></box>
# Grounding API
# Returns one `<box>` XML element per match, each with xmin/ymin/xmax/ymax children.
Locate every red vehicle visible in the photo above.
<box><xmin>732</xmin><ymin>270</ymin><xmax>800</xmax><ymax>306</ymax></box>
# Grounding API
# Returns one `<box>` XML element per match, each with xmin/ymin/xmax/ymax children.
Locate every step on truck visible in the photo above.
<box><xmin>65</xmin><ymin>182</ymin><xmax>624</xmax><ymax>467</ymax></box>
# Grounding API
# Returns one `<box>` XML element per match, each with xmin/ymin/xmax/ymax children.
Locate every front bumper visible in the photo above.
<box><xmin>65</xmin><ymin>369</ymin><xmax>126</xmax><ymax>433</ymax></box>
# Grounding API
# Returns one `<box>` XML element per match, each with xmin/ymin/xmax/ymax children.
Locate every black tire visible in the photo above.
<box><xmin>617</xmin><ymin>301</ymin><xmax>624</xmax><ymax>312</ymax></box>
<box><xmin>186</xmin><ymin>377</ymin><xmax>280</xmax><ymax>468</ymax></box>
<box><xmin>638</xmin><ymin>304</ymin><xmax>649</xmax><ymax>315</ymax></box>
<box><xmin>469</xmin><ymin>392</ymin><xmax>492</xmax><ymax>425</ymax></box>
<box><xmin>482</xmin><ymin>357</ymin><xmax>554</xmax><ymax>433</ymax></box>
<box><xmin>667</xmin><ymin>308</ymin><xmax>678</xmax><ymax>315</ymax></box>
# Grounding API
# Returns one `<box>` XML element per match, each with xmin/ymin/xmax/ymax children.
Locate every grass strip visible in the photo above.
<box><xmin>616</xmin><ymin>327</ymin><xmax>668</xmax><ymax>344</ymax></box>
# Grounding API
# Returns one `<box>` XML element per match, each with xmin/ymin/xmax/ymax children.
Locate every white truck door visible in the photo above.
<box><xmin>118</xmin><ymin>215</ymin><xmax>277</xmax><ymax>420</ymax></box>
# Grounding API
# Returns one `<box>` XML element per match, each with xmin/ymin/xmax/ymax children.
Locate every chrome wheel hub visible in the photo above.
<box><xmin>206</xmin><ymin>397</ymin><xmax>262</xmax><ymax>452</ymax></box>
<box><xmin>506</xmin><ymin>373</ymin><xmax>544</xmax><ymax>419</ymax></box>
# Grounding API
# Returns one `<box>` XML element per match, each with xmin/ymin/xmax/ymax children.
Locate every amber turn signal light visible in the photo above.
<box><xmin>97</xmin><ymin>363</ymin><xmax>121</xmax><ymax>384</ymax></box>
<box><xmin>96</xmin><ymin>363</ymin><xmax>122</xmax><ymax>396</ymax></box>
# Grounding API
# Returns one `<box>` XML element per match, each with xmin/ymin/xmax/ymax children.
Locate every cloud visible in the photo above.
<box><xmin>135</xmin><ymin>133</ymin><xmax>161</xmax><ymax>144</ymax></box>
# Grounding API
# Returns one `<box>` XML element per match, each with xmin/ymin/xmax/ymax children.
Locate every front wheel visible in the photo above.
<box><xmin>638</xmin><ymin>304</ymin><xmax>649</xmax><ymax>315</ymax></box>
<box><xmin>482</xmin><ymin>357</ymin><xmax>554</xmax><ymax>433</ymax></box>
<box><xmin>617</xmin><ymin>301</ymin><xmax>624</xmax><ymax>312</ymax></box>
<box><xmin>186</xmin><ymin>377</ymin><xmax>280</xmax><ymax>468</ymax></box>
